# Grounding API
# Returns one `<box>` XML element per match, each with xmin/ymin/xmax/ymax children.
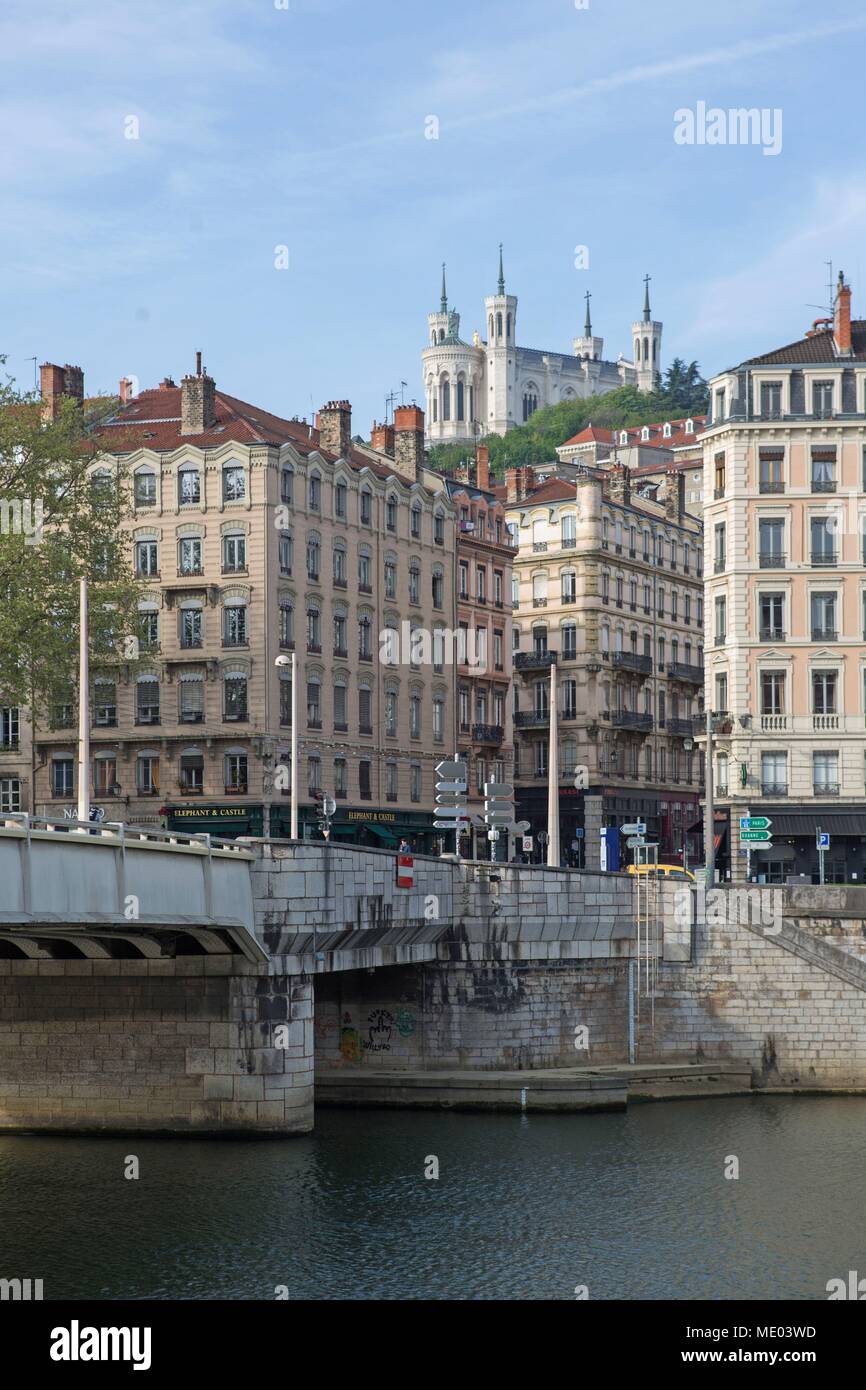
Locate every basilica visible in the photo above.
<box><xmin>422</xmin><ymin>248</ymin><xmax>662</xmax><ymax>446</ymax></box>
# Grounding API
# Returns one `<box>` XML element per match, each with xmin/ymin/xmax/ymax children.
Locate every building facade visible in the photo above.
<box><xmin>703</xmin><ymin>272</ymin><xmax>866</xmax><ymax>882</ymax></box>
<box><xmin>30</xmin><ymin>367</ymin><xmax>458</xmax><ymax>851</ymax></box>
<box><xmin>506</xmin><ymin>462</ymin><xmax>704</xmax><ymax>865</ymax></box>
<box><xmin>422</xmin><ymin>253</ymin><xmax>662</xmax><ymax>447</ymax></box>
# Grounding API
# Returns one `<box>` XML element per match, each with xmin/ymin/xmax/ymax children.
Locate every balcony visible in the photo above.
<box><xmin>514</xmin><ymin>710</ymin><xmax>550</xmax><ymax>728</ymax></box>
<box><xmin>561</xmin><ymin>537</ymin><xmax>576</xmax><ymax>550</ymax></box>
<box><xmin>812</xmin><ymin>479</ymin><xmax>837</xmax><ymax>494</ymax></box>
<box><xmin>761</xmin><ymin>782</ymin><xmax>788</xmax><ymax>797</ymax></box>
<box><xmin>333</xmin><ymin>577</ymin><xmax>347</xmax><ymax>589</ymax></box>
<box><xmin>713</xmin><ymin>487</ymin><xmax>725</xmax><ymax>500</ymax></box>
<box><xmin>811</xmin><ymin>629</ymin><xmax>837</xmax><ymax>642</ymax></box>
<box><xmin>811</xmin><ymin>551</ymin><xmax>837</xmax><ymax>567</ymax></box>
<box><xmin>358</xmin><ymin>582</ymin><xmax>372</xmax><ymax>594</ymax></box>
<box><xmin>760</xmin><ymin>714</ymin><xmax>788</xmax><ymax>731</ymax></box>
<box><xmin>532</xmin><ymin>541</ymin><xmax>548</xmax><ymax>553</ymax></box>
<box><xmin>611</xmin><ymin>651</ymin><xmax>652</xmax><ymax>676</ymax></box>
<box><xmin>759</xmin><ymin>629</ymin><xmax>785</xmax><ymax>642</ymax></box>
<box><xmin>713</xmin><ymin>559</ymin><xmax>725</xmax><ymax>574</ymax></box>
<box><xmin>814</xmin><ymin>782</ymin><xmax>840</xmax><ymax>796</ymax></box>
<box><xmin>611</xmin><ymin>710</ymin><xmax>653</xmax><ymax>732</ymax></box>
<box><xmin>668</xmin><ymin>661</ymin><xmax>704</xmax><ymax>685</ymax></box>
<box><xmin>514</xmin><ymin>650</ymin><xmax>557</xmax><ymax>671</ymax></box>
<box><xmin>472</xmin><ymin>723</ymin><xmax>504</xmax><ymax>744</ymax></box>
<box><xmin>667</xmin><ymin>717</ymin><xmax>695</xmax><ymax>737</ymax></box>
<box><xmin>759</xmin><ymin>552</ymin><xmax>785</xmax><ymax>568</ymax></box>
<box><xmin>532</xmin><ymin>598</ymin><xmax>548</xmax><ymax>608</ymax></box>
<box><xmin>812</xmin><ymin>714</ymin><xmax>839</xmax><ymax>731</ymax></box>
<box><xmin>759</xmin><ymin>480</ymin><xmax>785</xmax><ymax>494</ymax></box>
<box><xmin>307</xmin><ymin>642</ymin><xmax>322</xmax><ymax>654</ymax></box>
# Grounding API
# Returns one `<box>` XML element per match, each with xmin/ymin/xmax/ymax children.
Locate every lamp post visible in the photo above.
<box><xmin>546</xmin><ymin>659</ymin><xmax>560</xmax><ymax>866</ymax></box>
<box><xmin>683</xmin><ymin>736</ymin><xmax>694</xmax><ymax>874</ymax></box>
<box><xmin>76</xmin><ymin>578</ymin><xmax>90</xmax><ymax>825</ymax></box>
<box><xmin>704</xmin><ymin>707</ymin><xmax>715</xmax><ymax>888</ymax></box>
<box><xmin>275</xmin><ymin>652</ymin><xmax>298</xmax><ymax>840</ymax></box>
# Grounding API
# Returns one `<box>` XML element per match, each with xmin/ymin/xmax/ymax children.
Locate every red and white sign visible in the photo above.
<box><xmin>396</xmin><ymin>853</ymin><xmax>414</xmax><ymax>888</ymax></box>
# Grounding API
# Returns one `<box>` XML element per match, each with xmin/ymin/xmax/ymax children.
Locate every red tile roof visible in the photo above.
<box><xmin>561</xmin><ymin>415</ymin><xmax>706</xmax><ymax>451</ymax></box>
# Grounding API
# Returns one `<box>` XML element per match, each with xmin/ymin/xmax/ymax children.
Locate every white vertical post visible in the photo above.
<box><xmin>547</xmin><ymin>660</ymin><xmax>559</xmax><ymax>867</ymax></box>
<box><xmin>290</xmin><ymin>651</ymin><xmax>298</xmax><ymax>840</ymax></box>
<box><xmin>77</xmin><ymin>577</ymin><xmax>90</xmax><ymax>824</ymax></box>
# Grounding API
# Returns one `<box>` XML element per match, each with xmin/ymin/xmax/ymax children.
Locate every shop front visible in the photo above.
<box><xmin>162</xmin><ymin>801</ymin><xmax>439</xmax><ymax>852</ymax></box>
<box><xmin>161</xmin><ymin>802</ymin><xmax>264</xmax><ymax>840</ymax></box>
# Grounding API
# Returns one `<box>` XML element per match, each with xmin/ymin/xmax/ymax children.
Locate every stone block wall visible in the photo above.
<box><xmin>0</xmin><ymin>958</ymin><xmax>313</xmax><ymax>1134</ymax></box>
<box><xmin>315</xmin><ymin>960</ymin><xmax>629</xmax><ymax>1072</ymax></box>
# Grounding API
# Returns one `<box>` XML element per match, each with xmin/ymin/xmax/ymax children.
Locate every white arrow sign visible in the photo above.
<box><xmin>622</xmin><ymin>821</ymin><xmax>646</xmax><ymax>835</ymax></box>
<box><xmin>436</xmin><ymin>760</ymin><xmax>467</xmax><ymax>779</ymax></box>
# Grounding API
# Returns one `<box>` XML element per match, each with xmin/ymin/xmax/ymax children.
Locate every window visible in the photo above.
<box><xmin>812</xmin><ymin>381</ymin><xmax>834</xmax><ymax>419</ymax></box>
<box><xmin>433</xmin><ymin>697</ymin><xmax>444</xmax><ymax>742</ymax></box>
<box><xmin>279</xmin><ymin>601</ymin><xmax>294</xmax><ymax>648</ymax></box>
<box><xmin>810</xmin><ymin>592</ymin><xmax>837</xmax><ymax>640</ymax></box>
<box><xmin>410</xmin><ymin>764</ymin><xmax>421</xmax><ymax>803</ymax></box>
<box><xmin>179</xmin><ymin>677</ymin><xmax>204</xmax><ymax>723</ymax></box>
<box><xmin>716</xmin><ymin>753</ymin><xmax>729</xmax><ymax>794</ymax></box>
<box><xmin>657</xmin><ymin>585</ymin><xmax>665</xmax><ymax>618</ymax></box>
<box><xmin>223</xmin><ymin>674</ymin><xmax>248</xmax><ymax>721</ymax></box>
<box><xmin>279</xmin><ymin>675</ymin><xmax>293</xmax><ymax>726</ymax></box>
<box><xmin>761</xmin><ymin>750</ymin><xmax>787</xmax><ymax>795</ymax></box>
<box><xmin>432</xmin><ymin>569</ymin><xmax>444</xmax><ymax>609</ymax></box>
<box><xmin>386</xmin><ymin>761</ymin><xmax>398</xmax><ymax>801</ymax></box>
<box><xmin>360</xmin><ymin>489</ymin><xmax>372</xmax><ymax>526</ymax></box>
<box><xmin>223</xmin><ymin>603</ymin><xmax>247</xmax><ymax>648</ymax></box>
<box><xmin>280</xmin><ymin>465</ymin><xmax>294</xmax><ymax>505</ymax></box>
<box><xmin>386</xmin><ymin>495</ymin><xmax>397</xmax><ymax>531</ymax></box>
<box><xmin>410</xmin><ymin>693</ymin><xmax>421</xmax><ymax>738</ymax></box>
<box><xmin>1</xmin><ymin>707</ymin><xmax>19</xmax><ymax>749</ymax></box>
<box><xmin>333</xmin><ymin>682</ymin><xmax>347</xmax><ymax>731</ymax></box>
<box><xmin>136</xmin><ymin>754</ymin><xmax>159</xmax><ymax>796</ymax></box>
<box><xmin>714</xmin><ymin>522</ymin><xmax>726</xmax><ymax>572</ymax></box>
<box><xmin>811</xmin><ymin>448</ymin><xmax>836</xmax><ymax>492</ymax></box>
<box><xmin>307</xmin><ymin>605</ymin><xmax>321</xmax><ymax>651</ymax></box>
<box><xmin>139</xmin><ymin>608</ymin><xmax>159</xmax><ymax>649</ymax></box>
<box><xmin>760</xmin><ymin>381</ymin><xmax>782</xmax><ymax>418</ymax></box>
<box><xmin>476</xmin><ymin>566</ymin><xmax>486</xmax><ymax>602</ymax></box>
<box><xmin>307</xmin><ymin>679</ymin><xmax>321</xmax><ymax>728</ymax></box>
<box><xmin>178</xmin><ymin>537</ymin><xmax>202</xmax><ymax>575</ymax></box>
<box><xmin>93</xmin><ymin>680</ymin><xmax>116</xmax><ymax>727</ymax></box>
<box><xmin>385</xmin><ymin>689</ymin><xmax>398</xmax><ymax>737</ymax></box>
<box><xmin>308</xmin><ymin>471</ymin><xmax>321</xmax><ymax>511</ymax></box>
<box><xmin>136</xmin><ymin>678</ymin><xmax>160</xmax><ymax>725</ymax></box>
<box><xmin>714</xmin><ymin>453</ymin><xmax>726</xmax><ymax>497</ymax></box>
<box><xmin>335</xmin><ymin>480</ymin><xmax>347</xmax><ymax>519</ymax></box>
<box><xmin>358</xmin><ymin>550</ymin><xmax>371</xmax><ymax>590</ymax></box>
<box><xmin>179</xmin><ymin>608</ymin><xmax>201</xmax><ymax>650</ymax></box>
<box><xmin>278</xmin><ymin>532</ymin><xmax>292</xmax><ymax>576</ymax></box>
<box><xmin>359</xmin><ymin>615</ymin><xmax>372</xmax><ymax>660</ymax></box>
<box><xmin>334</xmin><ymin>610</ymin><xmax>347</xmax><ymax>656</ymax></box>
<box><xmin>411</xmin><ymin>505</ymin><xmax>421</xmax><ymax>539</ymax></box>
<box><xmin>307</xmin><ymin>535</ymin><xmax>320</xmax><ymax>581</ymax></box>
<box><xmin>760</xmin><ymin>671</ymin><xmax>785</xmax><ymax>716</ymax></box>
<box><xmin>134</xmin><ymin>471</ymin><xmax>156</xmax><ymax>507</ymax></box>
<box><xmin>0</xmin><ymin>778</ymin><xmax>21</xmax><ymax>812</ymax></box>
<box><xmin>759</xmin><ymin>448</ymin><xmax>784</xmax><ymax>494</ymax></box>
<box><xmin>562</xmin><ymin>679</ymin><xmax>577</xmax><ymax>720</ymax></box>
<box><xmin>333</xmin><ymin>545</ymin><xmax>346</xmax><ymax>586</ymax></box>
<box><xmin>813</xmin><ymin>670</ymin><xmax>837</xmax><ymax>715</ymax></box>
<box><xmin>335</xmin><ymin>758</ymin><xmax>348</xmax><ymax>798</ymax></box>
<box><xmin>223</xmin><ymin>464</ymin><xmax>245</xmax><ymax>502</ymax></box>
<box><xmin>135</xmin><ymin>541</ymin><xmax>158</xmax><ymax>577</ymax></box>
<box><xmin>561</xmin><ymin>569</ymin><xmax>576</xmax><ymax>603</ymax></box>
<box><xmin>759</xmin><ymin>593</ymin><xmax>784</xmax><ymax>640</ymax></box>
<box><xmin>225</xmin><ymin>753</ymin><xmax>248</xmax><ymax>794</ymax></box>
<box><xmin>407</xmin><ymin>562</ymin><xmax>419</xmax><ymax>605</ymax></box>
<box><xmin>434</xmin><ymin>511</ymin><xmax>445</xmax><ymax>545</ymax></box>
<box><xmin>811</xmin><ymin>516</ymin><xmax>837</xmax><ymax>566</ymax></box>
<box><xmin>179</xmin><ymin>468</ymin><xmax>201</xmax><ymax>505</ymax></box>
<box><xmin>359</xmin><ymin>759</ymin><xmax>372</xmax><ymax>799</ymax></box>
<box><xmin>223</xmin><ymin>533</ymin><xmax>246</xmax><ymax>572</ymax></box>
<box><xmin>52</xmin><ymin>758</ymin><xmax>74</xmax><ymax>797</ymax></box>
<box><xmin>179</xmin><ymin>752</ymin><xmax>204</xmax><ymax>794</ymax></box>
<box><xmin>714</xmin><ymin>594</ymin><xmax>726</xmax><ymax>644</ymax></box>
<box><xmin>813</xmin><ymin>750</ymin><xmax>839</xmax><ymax>794</ymax></box>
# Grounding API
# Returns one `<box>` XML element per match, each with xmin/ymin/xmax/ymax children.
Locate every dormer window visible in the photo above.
<box><xmin>641</xmin><ymin>426</ymin><xmax>649</xmax><ymax>442</ymax></box>
<box><xmin>685</xmin><ymin>418</ymin><xmax>694</xmax><ymax>433</ymax></box>
<box><xmin>619</xmin><ymin>431</ymin><xmax>627</xmax><ymax>445</ymax></box>
<box><xmin>663</xmin><ymin>422</ymin><xmax>672</xmax><ymax>438</ymax></box>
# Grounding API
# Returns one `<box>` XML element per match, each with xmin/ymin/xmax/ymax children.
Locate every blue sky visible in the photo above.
<box><xmin>3</xmin><ymin>0</ymin><xmax>866</xmax><ymax>430</ymax></box>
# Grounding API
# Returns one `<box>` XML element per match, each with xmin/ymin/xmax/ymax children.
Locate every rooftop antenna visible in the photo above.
<box><xmin>27</xmin><ymin>356</ymin><xmax>37</xmax><ymax>392</ymax></box>
<box><xmin>385</xmin><ymin>389</ymin><xmax>398</xmax><ymax>423</ymax></box>
<box><xmin>400</xmin><ymin>380</ymin><xmax>407</xmax><ymax>405</ymax></box>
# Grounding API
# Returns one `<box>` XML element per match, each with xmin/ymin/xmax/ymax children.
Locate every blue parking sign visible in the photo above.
<box><xmin>817</xmin><ymin>832</ymin><xmax>830</xmax><ymax>850</ymax></box>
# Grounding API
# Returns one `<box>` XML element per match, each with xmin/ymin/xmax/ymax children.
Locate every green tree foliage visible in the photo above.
<box><xmin>0</xmin><ymin>363</ymin><xmax>140</xmax><ymax>766</ymax></box>
<box><xmin>427</xmin><ymin>361</ymin><xmax>709</xmax><ymax>475</ymax></box>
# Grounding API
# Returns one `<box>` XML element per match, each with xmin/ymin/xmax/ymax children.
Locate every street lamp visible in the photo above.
<box><xmin>274</xmin><ymin>652</ymin><xmax>297</xmax><ymax>840</ymax></box>
<box><xmin>683</xmin><ymin>736</ymin><xmax>694</xmax><ymax>873</ymax></box>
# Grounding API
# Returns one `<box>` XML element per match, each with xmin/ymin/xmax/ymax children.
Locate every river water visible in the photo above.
<box><xmin>1</xmin><ymin>1097</ymin><xmax>863</xmax><ymax>1300</ymax></box>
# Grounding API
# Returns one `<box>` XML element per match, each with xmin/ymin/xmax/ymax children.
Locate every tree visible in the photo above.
<box><xmin>659</xmin><ymin>358</ymin><xmax>709</xmax><ymax>415</ymax></box>
<box><xmin>0</xmin><ymin>362</ymin><xmax>140</xmax><ymax>812</ymax></box>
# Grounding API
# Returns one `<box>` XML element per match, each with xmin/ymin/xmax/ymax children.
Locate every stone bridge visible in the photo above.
<box><xmin>4</xmin><ymin>822</ymin><xmax>866</xmax><ymax>1135</ymax></box>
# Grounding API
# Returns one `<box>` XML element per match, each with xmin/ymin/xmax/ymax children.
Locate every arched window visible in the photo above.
<box><xmin>281</xmin><ymin>464</ymin><xmax>294</xmax><ymax>505</ymax></box>
<box><xmin>308</xmin><ymin>470</ymin><xmax>321</xmax><ymax>511</ymax></box>
<box><xmin>496</xmin><ymin>312</ymin><xmax>503</xmax><ymax>339</ymax></box>
<box><xmin>134</xmin><ymin>468</ymin><xmax>156</xmax><ymax>508</ymax></box>
<box><xmin>442</xmin><ymin>379</ymin><xmax>450</xmax><ymax>421</ymax></box>
<box><xmin>643</xmin><ymin>336</ymin><xmax>649</xmax><ymax>362</ymax></box>
<box><xmin>506</xmin><ymin>313</ymin><xmax>512</xmax><ymax>340</ymax></box>
<box><xmin>456</xmin><ymin>379</ymin><xmax>464</xmax><ymax>421</ymax></box>
<box><xmin>335</xmin><ymin>479</ymin><xmax>347</xmax><ymax>519</ymax></box>
<box><xmin>386</xmin><ymin>494</ymin><xmax>397</xmax><ymax>531</ymax></box>
<box><xmin>438</xmin><ymin>328</ymin><xmax>444</xmax><ymax>343</ymax></box>
<box><xmin>488</xmin><ymin>314</ymin><xmax>494</xmax><ymax>339</ymax></box>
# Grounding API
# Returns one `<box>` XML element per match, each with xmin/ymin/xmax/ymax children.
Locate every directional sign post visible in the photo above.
<box><xmin>435</xmin><ymin>760</ymin><xmax>467</xmax><ymax>855</ymax></box>
<box><xmin>740</xmin><ymin>816</ymin><xmax>771</xmax><ymax>832</ymax></box>
<box><xmin>626</xmin><ymin>836</ymin><xmax>646</xmax><ymax>849</ymax></box>
<box><xmin>740</xmin><ymin>829</ymin><xmax>772</xmax><ymax>843</ymax></box>
<box><xmin>816</xmin><ymin>827</ymin><xmax>829</xmax><ymax>885</ymax></box>
<box><xmin>622</xmin><ymin>821</ymin><xmax>647</xmax><ymax>836</ymax></box>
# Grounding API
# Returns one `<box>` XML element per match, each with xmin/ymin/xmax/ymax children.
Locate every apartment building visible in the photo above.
<box><xmin>505</xmin><ymin>461</ymin><xmax>704</xmax><ymax>865</ymax></box>
<box><xmin>556</xmin><ymin>415</ymin><xmax>706</xmax><ymax>517</ymax></box>
<box><xmin>703</xmin><ymin>272</ymin><xmax>866</xmax><ymax>882</ymax></box>
<box><xmin>32</xmin><ymin>364</ymin><xmax>457</xmax><ymax>850</ymax></box>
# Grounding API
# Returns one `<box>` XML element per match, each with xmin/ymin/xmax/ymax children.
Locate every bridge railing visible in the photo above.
<box><xmin>0</xmin><ymin>814</ymin><xmax>252</xmax><ymax>858</ymax></box>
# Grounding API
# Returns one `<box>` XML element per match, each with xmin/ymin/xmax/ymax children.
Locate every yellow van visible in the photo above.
<box><xmin>627</xmin><ymin>863</ymin><xmax>695</xmax><ymax>882</ymax></box>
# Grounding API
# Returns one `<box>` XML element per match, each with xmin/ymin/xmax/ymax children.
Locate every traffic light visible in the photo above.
<box><xmin>316</xmin><ymin>793</ymin><xmax>336</xmax><ymax>840</ymax></box>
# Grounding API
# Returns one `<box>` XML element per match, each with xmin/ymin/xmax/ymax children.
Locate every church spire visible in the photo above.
<box><xmin>584</xmin><ymin>290</ymin><xmax>592</xmax><ymax>337</ymax></box>
<box><xmin>497</xmin><ymin>243</ymin><xmax>505</xmax><ymax>295</ymax></box>
<box><xmin>643</xmin><ymin>273</ymin><xmax>652</xmax><ymax>323</ymax></box>
<box><xmin>440</xmin><ymin>262</ymin><xmax>447</xmax><ymax>314</ymax></box>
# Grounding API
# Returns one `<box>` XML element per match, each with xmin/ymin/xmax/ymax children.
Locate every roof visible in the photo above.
<box><xmin>742</xmin><ymin>322</ymin><xmax>866</xmax><ymax>366</ymax></box>
<box><xmin>507</xmin><ymin>478</ymin><xmax>577</xmax><ymax>506</ymax></box>
<box><xmin>95</xmin><ymin>383</ymin><xmax>413</xmax><ymax>487</ymax></box>
<box><xmin>560</xmin><ymin>415</ymin><xmax>706</xmax><ymax>451</ymax></box>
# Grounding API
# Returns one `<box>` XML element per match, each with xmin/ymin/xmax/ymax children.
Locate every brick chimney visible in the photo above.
<box><xmin>505</xmin><ymin>466</ymin><xmax>536</xmax><ymax>502</ymax></box>
<box><xmin>664</xmin><ymin>468</ymin><xmax>685</xmax><ymax>522</ymax></box>
<box><xmin>370</xmin><ymin>419</ymin><xmax>395</xmax><ymax>457</ymax></box>
<box><xmin>475</xmin><ymin>443</ymin><xmax>490</xmax><ymax>492</ymax></box>
<box><xmin>393</xmin><ymin>404</ymin><xmax>426</xmax><ymax>481</ymax></box>
<box><xmin>158</xmin><ymin>376</ymin><xmax>176</xmax><ymax>391</ymax></box>
<box><xmin>834</xmin><ymin>271</ymin><xmax>852</xmax><ymax>355</ymax></box>
<box><xmin>119</xmin><ymin>377</ymin><xmax>134</xmax><ymax>404</ymax></box>
<box><xmin>39</xmin><ymin>362</ymin><xmax>84</xmax><ymax>422</ymax></box>
<box><xmin>606</xmin><ymin>462</ymin><xmax>631</xmax><ymax>506</ymax></box>
<box><xmin>180</xmin><ymin>353</ymin><xmax>216</xmax><ymax>435</ymax></box>
<box><xmin>317</xmin><ymin>400</ymin><xmax>352</xmax><ymax>459</ymax></box>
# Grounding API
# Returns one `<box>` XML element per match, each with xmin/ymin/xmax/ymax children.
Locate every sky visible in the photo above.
<box><xmin>3</xmin><ymin>0</ymin><xmax>866</xmax><ymax>430</ymax></box>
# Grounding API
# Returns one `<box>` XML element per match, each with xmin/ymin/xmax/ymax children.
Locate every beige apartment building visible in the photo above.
<box><xmin>505</xmin><ymin>461</ymin><xmax>704</xmax><ymax>866</ymax></box>
<box><xmin>31</xmin><ymin>365</ymin><xmax>457</xmax><ymax>851</ymax></box>
<box><xmin>703</xmin><ymin>273</ymin><xmax>866</xmax><ymax>883</ymax></box>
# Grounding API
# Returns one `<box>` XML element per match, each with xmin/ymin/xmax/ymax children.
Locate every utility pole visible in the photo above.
<box><xmin>76</xmin><ymin>578</ymin><xmax>90</xmax><ymax>825</ymax></box>
<box><xmin>547</xmin><ymin>659</ymin><xmax>560</xmax><ymax>866</ymax></box>
<box><xmin>290</xmin><ymin>651</ymin><xmax>298</xmax><ymax>840</ymax></box>
<box><xmin>703</xmin><ymin>706</ymin><xmax>714</xmax><ymax>888</ymax></box>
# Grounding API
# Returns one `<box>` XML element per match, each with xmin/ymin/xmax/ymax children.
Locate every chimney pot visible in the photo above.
<box><xmin>475</xmin><ymin>443</ymin><xmax>490</xmax><ymax>491</ymax></box>
<box><xmin>318</xmin><ymin>401</ymin><xmax>352</xmax><ymax>459</ymax></box>
<box><xmin>834</xmin><ymin>272</ymin><xmax>853</xmax><ymax>355</ymax></box>
<box><xmin>180</xmin><ymin>365</ymin><xmax>216</xmax><ymax>435</ymax></box>
<box><xmin>39</xmin><ymin>362</ymin><xmax>84</xmax><ymax>422</ymax></box>
<box><xmin>393</xmin><ymin>404</ymin><xmax>426</xmax><ymax>482</ymax></box>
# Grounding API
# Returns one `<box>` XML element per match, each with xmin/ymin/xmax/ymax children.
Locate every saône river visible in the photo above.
<box><xmin>1</xmin><ymin>1097</ymin><xmax>863</xmax><ymax>1300</ymax></box>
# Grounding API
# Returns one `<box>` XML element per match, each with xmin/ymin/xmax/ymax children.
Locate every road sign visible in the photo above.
<box><xmin>435</xmin><ymin>779</ymin><xmax>466</xmax><ymax>794</ymax></box>
<box><xmin>740</xmin><ymin>816</ymin><xmax>771</xmax><ymax>831</ymax></box>
<box><xmin>817</xmin><ymin>832</ymin><xmax>830</xmax><ymax>850</ymax></box>
<box><xmin>522</xmin><ymin>836</ymin><xmax>533</xmax><ymax>853</ymax></box>
<box><xmin>322</xmin><ymin>796</ymin><xmax>337</xmax><ymax>817</ymax></box>
<box><xmin>434</xmin><ymin>817</ymin><xmax>469</xmax><ymax>830</ymax></box>
<box><xmin>626</xmin><ymin>836</ymin><xmax>646</xmax><ymax>848</ymax></box>
<box><xmin>621</xmin><ymin>821</ymin><xmax>646</xmax><ymax>835</ymax></box>
<box><xmin>435</xmin><ymin>760</ymin><xmax>467</xmax><ymax>780</ymax></box>
<box><xmin>741</xmin><ymin>829</ymin><xmax>772</xmax><ymax>843</ymax></box>
<box><xmin>484</xmin><ymin>782</ymin><xmax>512</xmax><ymax>797</ymax></box>
<box><xmin>571</xmin><ymin>828</ymin><xmax>585</xmax><ymax>839</ymax></box>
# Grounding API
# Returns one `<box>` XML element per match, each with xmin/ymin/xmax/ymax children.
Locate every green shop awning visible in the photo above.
<box><xmin>358</xmin><ymin>822</ymin><xmax>400</xmax><ymax>845</ymax></box>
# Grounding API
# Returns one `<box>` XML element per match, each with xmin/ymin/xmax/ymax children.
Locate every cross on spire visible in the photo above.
<box><xmin>440</xmin><ymin>262</ymin><xmax>447</xmax><ymax>314</ymax></box>
<box><xmin>584</xmin><ymin>289</ymin><xmax>592</xmax><ymax>337</ymax></box>
<box><xmin>498</xmin><ymin>243</ymin><xmax>505</xmax><ymax>295</ymax></box>
<box><xmin>643</xmin><ymin>273</ymin><xmax>652</xmax><ymax>323</ymax></box>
